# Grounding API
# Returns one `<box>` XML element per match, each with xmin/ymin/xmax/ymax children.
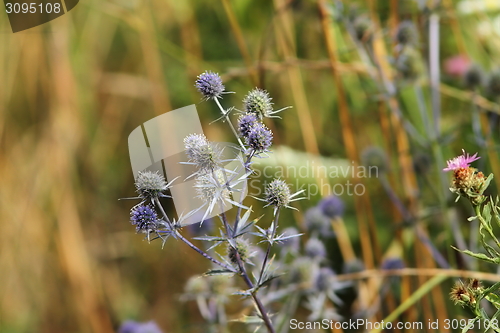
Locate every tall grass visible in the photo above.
<box><xmin>2</xmin><ymin>0</ymin><xmax>500</xmax><ymax>332</ymax></box>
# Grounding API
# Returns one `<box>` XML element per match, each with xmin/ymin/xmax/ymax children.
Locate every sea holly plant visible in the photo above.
<box><xmin>445</xmin><ymin>150</ymin><xmax>500</xmax><ymax>332</ymax></box>
<box><xmin>122</xmin><ymin>71</ymin><xmax>314</xmax><ymax>332</ymax></box>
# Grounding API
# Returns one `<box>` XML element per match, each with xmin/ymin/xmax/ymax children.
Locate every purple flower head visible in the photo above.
<box><xmin>304</xmin><ymin>237</ymin><xmax>327</xmax><ymax>260</ymax></box>
<box><xmin>237</xmin><ymin>113</ymin><xmax>258</xmax><ymax>138</ymax></box>
<box><xmin>318</xmin><ymin>195</ymin><xmax>345</xmax><ymax>219</ymax></box>
<box><xmin>443</xmin><ymin>150</ymin><xmax>480</xmax><ymax>172</ymax></box>
<box><xmin>245</xmin><ymin>122</ymin><xmax>273</xmax><ymax>153</ymax></box>
<box><xmin>118</xmin><ymin>320</ymin><xmax>163</xmax><ymax>333</ymax></box>
<box><xmin>304</xmin><ymin>206</ymin><xmax>331</xmax><ymax>236</ymax></box>
<box><xmin>195</xmin><ymin>71</ymin><xmax>225</xmax><ymax>100</ymax></box>
<box><xmin>130</xmin><ymin>204</ymin><xmax>158</xmax><ymax>233</ymax></box>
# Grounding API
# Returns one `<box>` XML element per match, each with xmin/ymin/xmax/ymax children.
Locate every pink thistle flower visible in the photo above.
<box><xmin>443</xmin><ymin>150</ymin><xmax>480</xmax><ymax>172</ymax></box>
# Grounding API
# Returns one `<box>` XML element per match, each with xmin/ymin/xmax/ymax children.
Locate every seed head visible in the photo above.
<box><xmin>394</xmin><ymin>47</ymin><xmax>424</xmax><ymax>81</ymax></box>
<box><xmin>487</xmin><ymin>69</ymin><xmax>500</xmax><ymax>96</ymax></box>
<box><xmin>289</xmin><ymin>257</ymin><xmax>316</xmax><ymax>286</ymax></box>
<box><xmin>227</xmin><ymin>238</ymin><xmax>252</xmax><ymax>265</ymax></box>
<box><xmin>195</xmin><ymin>71</ymin><xmax>225</xmax><ymax>100</ymax></box>
<box><xmin>184</xmin><ymin>134</ymin><xmax>221</xmax><ymax>172</ymax></box>
<box><xmin>184</xmin><ymin>276</ymin><xmax>209</xmax><ymax>295</ymax></box>
<box><xmin>135</xmin><ymin>170</ymin><xmax>168</xmax><ymax>199</ymax></box>
<box><xmin>395</xmin><ymin>21</ymin><xmax>418</xmax><ymax>46</ymax></box>
<box><xmin>243</xmin><ymin>88</ymin><xmax>273</xmax><ymax>119</ymax></box>
<box><xmin>245</xmin><ymin>122</ymin><xmax>273</xmax><ymax>153</ymax></box>
<box><xmin>353</xmin><ymin>15</ymin><xmax>373</xmax><ymax>42</ymax></box>
<box><xmin>265</xmin><ymin>179</ymin><xmax>291</xmax><ymax>208</ymax></box>
<box><xmin>130</xmin><ymin>204</ymin><xmax>159</xmax><ymax>233</ymax></box>
<box><xmin>195</xmin><ymin>170</ymin><xmax>231</xmax><ymax>204</ymax></box>
<box><xmin>463</xmin><ymin>64</ymin><xmax>484</xmax><ymax>89</ymax></box>
<box><xmin>450</xmin><ymin>280</ymin><xmax>474</xmax><ymax>307</ymax></box>
<box><xmin>208</xmin><ymin>275</ymin><xmax>233</xmax><ymax>295</ymax></box>
<box><xmin>237</xmin><ymin>113</ymin><xmax>258</xmax><ymax>138</ymax></box>
<box><xmin>361</xmin><ymin>146</ymin><xmax>389</xmax><ymax>174</ymax></box>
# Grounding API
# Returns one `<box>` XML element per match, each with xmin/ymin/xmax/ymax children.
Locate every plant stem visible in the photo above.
<box><xmin>154</xmin><ymin>197</ymin><xmax>237</xmax><ymax>273</ymax></box>
<box><xmin>257</xmin><ymin>209</ymin><xmax>281</xmax><ymax>285</ymax></box>
<box><xmin>219</xmin><ymin>207</ymin><xmax>275</xmax><ymax>333</ymax></box>
<box><xmin>214</xmin><ymin>97</ymin><xmax>246</xmax><ymax>150</ymax></box>
<box><xmin>233</xmin><ymin>152</ymin><xmax>254</xmax><ymax>237</ymax></box>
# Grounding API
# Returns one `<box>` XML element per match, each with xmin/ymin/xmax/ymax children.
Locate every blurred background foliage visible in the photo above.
<box><xmin>3</xmin><ymin>0</ymin><xmax>500</xmax><ymax>332</ymax></box>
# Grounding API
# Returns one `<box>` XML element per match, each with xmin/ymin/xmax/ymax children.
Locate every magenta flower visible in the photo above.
<box><xmin>443</xmin><ymin>150</ymin><xmax>480</xmax><ymax>172</ymax></box>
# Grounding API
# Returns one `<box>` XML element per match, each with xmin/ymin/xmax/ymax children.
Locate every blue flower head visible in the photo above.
<box><xmin>245</xmin><ymin>122</ymin><xmax>273</xmax><ymax>153</ymax></box>
<box><xmin>195</xmin><ymin>71</ymin><xmax>225</xmax><ymax>100</ymax></box>
<box><xmin>118</xmin><ymin>320</ymin><xmax>163</xmax><ymax>333</ymax></box>
<box><xmin>130</xmin><ymin>204</ymin><xmax>158</xmax><ymax>233</ymax></box>
<box><xmin>318</xmin><ymin>195</ymin><xmax>345</xmax><ymax>219</ymax></box>
<box><xmin>237</xmin><ymin>113</ymin><xmax>258</xmax><ymax>139</ymax></box>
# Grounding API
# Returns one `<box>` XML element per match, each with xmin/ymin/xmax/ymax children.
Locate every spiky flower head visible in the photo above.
<box><xmin>195</xmin><ymin>169</ymin><xmax>231</xmax><ymax>204</ymax></box>
<box><xmin>118</xmin><ymin>320</ymin><xmax>163</xmax><ymax>333</ymax></box>
<box><xmin>353</xmin><ymin>15</ymin><xmax>373</xmax><ymax>42</ymax></box>
<box><xmin>318</xmin><ymin>195</ymin><xmax>345</xmax><ymax>219</ymax></box>
<box><xmin>289</xmin><ymin>257</ymin><xmax>316</xmax><ymax>286</ymax></box>
<box><xmin>394</xmin><ymin>47</ymin><xmax>424</xmax><ymax>81</ymax></box>
<box><xmin>314</xmin><ymin>267</ymin><xmax>336</xmax><ymax>292</ymax></box>
<box><xmin>184</xmin><ymin>133</ymin><xmax>221</xmax><ymax>172</ymax></box>
<box><xmin>361</xmin><ymin>146</ymin><xmax>389</xmax><ymax>174</ymax></box>
<box><xmin>245</xmin><ymin>122</ymin><xmax>273</xmax><ymax>153</ymax></box>
<box><xmin>243</xmin><ymin>88</ymin><xmax>273</xmax><ymax>119</ymax></box>
<box><xmin>487</xmin><ymin>69</ymin><xmax>500</xmax><ymax>96</ymax></box>
<box><xmin>208</xmin><ymin>274</ymin><xmax>233</xmax><ymax>295</ymax></box>
<box><xmin>463</xmin><ymin>64</ymin><xmax>484</xmax><ymax>89</ymax></box>
<box><xmin>130</xmin><ymin>204</ymin><xmax>158</xmax><ymax>233</ymax></box>
<box><xmin>237</xmin><ymin>113</ymin><xmax>258</xmax><ymax>138</ymax></box>
<box><xmin>195</xmin><ymin>71</ymin><xmax>225</xmax><ymax>100</ymax></box>
<box><xmin>227</xmin><ymin>238</ymin><xmax>252</xmax><ymax>265</ymax></box>
<box><xmin>450</xmin><ymin>280</ymin><xmax>475</xmax><ymax>307</ymax></box>
<box><xmin>304</xmin><ymin>206</ymin><xmax>331</xmax><ymax>236</ymax></box>
<box><xmin>305</xmin><ymin>238</ymin><xmax>327</xmax><ymax>260</ymax></box>
<box><xmin>443</xmin><ymin>150</ymin><xmax>480</xmax><ymax>171</ymax></box>
<box><xmin>135</xmin><ymin>170</ymin><xmax>168</xmax><ymax>199</ymax></box>
<box><xmin>184</xmin><ymin>276</ymin><xmax>209</xmax><ymax>295</ymax></box>
<box><xmin>395</xmin><ymin>21</ymin><xmax>418</xmax><ymax>46</ymax></box>
<box><xmin>265</xmin><ymin>179</ymin><xmax>291</xmax><ymax>208</ymax></box>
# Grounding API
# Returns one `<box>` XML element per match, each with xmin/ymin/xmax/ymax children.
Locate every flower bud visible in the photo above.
<box><xmin>486</xmin><ymin>69</ymin><xmax>500</xmax><ymax>96</ymax></box>
<box><xmin>184</xmin><ymin>133</ymin><xmax>221</xmax><ymax>172</ymax></box>
<box><xmin>135</xmin><ymin>170</ymin><xmax>168</xmax><ymax>199</ymax></box>
<box><xmin>243</xmin><ymin>88</ymin><xmax>273</xmax><ymax>119</ymax></box>
<box><xmin>463</xmin><ymin>64</ymin><xmax>484</xmax><ymax>90</ymax></box>
<box><xmin>360</xmin><ymin>146</ymin><xmax>389</xmax><ymax>174</ymax></box>
<box><xmin>265</xmin><ymin>179</ymin><xmax>291</xmax><ymax>208</ymax></box>
<box><xmin>395</xmin><ymin>21</ymin><xmax>418</xmax><ymax>46</ymax></box>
